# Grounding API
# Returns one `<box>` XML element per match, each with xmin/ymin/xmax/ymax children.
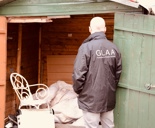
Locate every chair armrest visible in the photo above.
<box><xmin>29</xmin><ymin>84</ymin><xmax>49</xmax><ymax>101</ymax></box>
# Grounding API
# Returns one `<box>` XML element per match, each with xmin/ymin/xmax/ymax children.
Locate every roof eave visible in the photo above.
<box><xmin>0</xmin><ymin>0</ymin><xmax>15</xmax><ymax>6</ymax></box>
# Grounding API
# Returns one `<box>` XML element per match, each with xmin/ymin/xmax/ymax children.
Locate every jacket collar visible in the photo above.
<box><xmin>83</xmin><ymin>32</ymin><xmax>106</xmax><ymax>44</ymax></box>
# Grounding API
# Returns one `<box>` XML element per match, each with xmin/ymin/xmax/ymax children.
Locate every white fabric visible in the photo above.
<box><xmin>52</xmin><ymin>98</ymin><xmax>83</xmax><ymax>123</ymax></box>
<box><xmin>33</xmin><ymin>81</ymin><xmax>115</xmax><ymax>127</ymax></box>
<box><xmin>72</xmin><ymin>116</ymin><xmax>85</xmax><ymax>126</ymax></box>
<box><xmin>38</xmin><ymin>81</ymin><xmax>83</xmax><ymax>124</ymax></box>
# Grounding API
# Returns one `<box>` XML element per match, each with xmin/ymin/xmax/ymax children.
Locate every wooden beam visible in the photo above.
<box><xmin>7</xmin><ymin>16</ymin><xmax>53</xmax><ymax>23</ymax></box>
<box><xmin>38</xmin><ymin>24</ymin><xmax>41</xmax><ymax>83</ymax></box>
<box><xmin>15</xmin><ymin>23</ymin><xmax>22</xmax><ymax>109</ymax></box>
<box><xmin>47</xmin><ymin>15</ymin><xmax>70</xmax><ymax>19</ymax></box>
<box><xmin>17</xmin><ymin>24</ymin><xmax>22</xmax><ymax>73</ymax></box>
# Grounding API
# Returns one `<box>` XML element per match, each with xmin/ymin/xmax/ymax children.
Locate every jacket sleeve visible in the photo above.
<box><xmin>72</xmin><ymin>44</ymin><xmax>90</xmax><ymax>94</ymax></box>
<box><xmin>115</xmin><ymin>52</ymin><xmax>122</xmax><ymax>86</ymax></box>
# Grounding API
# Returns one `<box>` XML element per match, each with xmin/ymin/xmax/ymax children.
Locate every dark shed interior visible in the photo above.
<box><xmin>6</xmin><ymin>13</ymin><xmax>114</xmax><ymax>117</ymax></box>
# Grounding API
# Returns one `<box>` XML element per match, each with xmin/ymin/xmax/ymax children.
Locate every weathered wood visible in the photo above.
<box><xmin>115</xmin><ymin>12</ymin><xmax>155</xmax><ymax>36</ymax></box>
<box><xmin>114</xmin><ymin>12</ymin><xmax>155</xmax><ymax>128</ymax></box>
<box><xmin>47</xmin><ymin>55</ymin><xmax>76</xmax><ymax>85</ymax></box>
<box><xmin>21</xmin><ymin>24</ymin><xmax>39</xmax><ymax>84</ymax></box>
<box><xmin>38</xmin><ymin>25</ymin><xmax>41</xmax><ymax>83</ymax></box>
<box><xmin>0</xmin><ymin>0</ymin><xmax>15</xmax><ymax>6</ymax></box>
<box><xmin>7</xmin><ymin>16</ymin><xmax>53</xmax><ymax>23</ymax></box>
<box><xmin>6</xmin><ymin>23</ymin><xmax>40</xmax><ymax>119</ymax></box>
<box><xmin>16</xmin><ymin>24</ymin><xmax>22</xmax><ymax>73</ymax></box>
<box><xmin>15</xmin><ymin>23</ymin><xmax>22</xmax><ymax>109</ymax></box>
<box><xmin>0</xmin><ymin>1</ymin><xmax>142</xmax><ymax>16</ymax></box>
<box><xmin>0</xmin><ymin>16</ymin><xmax>7</xmax><ymax>128</ymax></box>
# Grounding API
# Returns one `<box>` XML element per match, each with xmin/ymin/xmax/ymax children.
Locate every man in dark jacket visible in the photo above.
<box><xmin>72</xmin><ymin>17</ymin><xmax>122</xmax><ymax>128</ymax></box>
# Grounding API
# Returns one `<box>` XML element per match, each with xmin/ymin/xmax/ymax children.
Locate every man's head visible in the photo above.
<box><xmin>89</xmin><ymin>17</ymin><xmax>106</xmax><ymax>34</ymax></box>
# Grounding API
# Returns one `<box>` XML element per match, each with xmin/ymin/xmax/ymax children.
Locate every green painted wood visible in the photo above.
<box><xmin>114</xmin><ymin>88</ymin><xmax>129</xmax><ymax>128</ymax></box>
<box><xmin>148</xmin><ymin>95</ymin><xmax>155</xmax><ymax>128</ymax></box>
<box><xmin>115</xmin><ymin>13</ymin><xmax>155</xmax><ymax>36</ymax></box>
<box><xmin>3</xmin><ymin>0</ymin><xmax>98</xmax><ymax>5</ymax></box>
<box><xmin>150</xmin><ymin>37</ymin><xmax>155</xmax><ymax>89</ymax></box>
<box><xmin>114</xmin><ymin>12</ymin><xmax>155</xmax><ymax>128</ymax></box>
<box><xmin>127</xmin><ymin>90</ymin><xmax>139</xmax><ymax>128</ymax></box>
<box><xmin>0</xmin><ymin>0</ymin><xmax>15</xmax><ymax>6</ymax></box>
<box><xmin>0</xmin><ymin>1</ymin><xmax>142</xmax><ymax>16</ymax></box>
<box><xmin>138</xmin><ymin>93</ymin><xmax>149</xmax><ymax>128</ymax></box>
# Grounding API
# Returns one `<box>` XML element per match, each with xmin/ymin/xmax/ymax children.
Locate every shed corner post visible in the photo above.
<box><xmin>0</xmin><ymin>16</ymin><xmax>7</xmax><ymax>128</ymax></box>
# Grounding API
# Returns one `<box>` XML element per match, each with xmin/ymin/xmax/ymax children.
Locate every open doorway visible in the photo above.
<box><xmin>6</xmin><ymin>13</ymin><xmax>115</xmax><ymax>125</ymax></box>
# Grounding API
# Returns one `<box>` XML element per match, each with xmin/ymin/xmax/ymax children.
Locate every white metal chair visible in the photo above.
<box><xmin>10</xmin><ymin>73</ymin><xmax>50</xmax><ymax>109</ymax></box>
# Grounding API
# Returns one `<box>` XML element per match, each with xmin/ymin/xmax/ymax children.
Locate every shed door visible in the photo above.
<box><xmin>0</xmin><ymin>16</ymin><xmax>7</xmax><ymax>128</ymax></box>
<box><xmin>114</xmin><ymin>12</ymin><xmax>155</xmax><ymax>128</ymax></box>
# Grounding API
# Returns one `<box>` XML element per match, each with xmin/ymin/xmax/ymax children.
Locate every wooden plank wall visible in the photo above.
<box><xmin>41</xmin><ymin>13</ymin><xmax>114</xmax><ymax>85</ymax></box>
<box><xmin>6</xmin><ymin>23</ymin><xmax>39</xmax><ymax>116</ymax></box>
<box><xmin>6</xmin><ymin>23</ymin><xmax>18</xmax><ymax>116</ymax></box>
<box><xmin>5</xmin><ymin>13</ymin><xmax>114</xmax><ymax>118</ymax></box>
<box><xmin>21</xmin><ymin>23</ymin><xmax>39</xmax><ymax>84</ymax></box>
<box><xmin>47</xmin><ymin>55</ymin><xmax>76</xmax><ymax>85</ymax></box>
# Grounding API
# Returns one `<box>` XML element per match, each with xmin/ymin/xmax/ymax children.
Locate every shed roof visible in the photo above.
<box><xmin>0</xmin><ymin>0</ymin><xmax>155</xmax><ymax>15</ymax></box>
<box><xmin>0</xmin><ymin>0</ymin><xmax>142</xmax><ymax>16</ymax></box>
<box><xmin>110</xmin><ymin>0</ymin><xmax>155</xmax><ymax>15</ymax></box>
<box><xmin>0</xmin><ymin>0</ymin><xmax>15</xmax><ymax>6</ymax></box>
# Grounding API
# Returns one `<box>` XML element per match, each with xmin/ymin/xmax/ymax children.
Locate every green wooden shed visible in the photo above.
<box><xmin>0</xmin><ymin>0</ymin><xmax>155</xmax><ymax>128</ymax></box>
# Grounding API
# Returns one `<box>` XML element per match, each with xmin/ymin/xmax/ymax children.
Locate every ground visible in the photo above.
<box><xmin>55</xmin><ymin>123</ymin><xmax>102</xmax><ymax>128</ymax></box>
<box><xmin>55</xmin><ymin>123</ymin><xmax>84</xmax><ymax>128</ymax></box>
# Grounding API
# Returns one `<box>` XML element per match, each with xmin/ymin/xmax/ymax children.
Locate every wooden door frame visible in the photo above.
<box><xmin>0</xmin><ymin>16</ymin><xmax>7</xmax><ymax>128</ymax></box>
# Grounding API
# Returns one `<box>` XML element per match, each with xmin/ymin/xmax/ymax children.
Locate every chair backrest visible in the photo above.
<box><xmin>10</xmin><ymin>73</ymin><xmax>33</xmax><ymax>101</ymax></box>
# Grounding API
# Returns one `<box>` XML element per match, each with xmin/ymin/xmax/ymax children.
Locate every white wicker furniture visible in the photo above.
<box><xmin>10</xmin><ymin>73</ymin><xmax>50</xmax><ymax>109</ymax></box>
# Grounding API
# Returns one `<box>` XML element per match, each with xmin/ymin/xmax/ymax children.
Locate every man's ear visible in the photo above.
<box><xmin>89</xmin><ymin>26</ymin><xmax>92</xmax><ymax>34</ymax></box>
<box><xmin>104</xmin><ymin>27</ymin><xmax>107</xmax><ymax>33</ymax></box>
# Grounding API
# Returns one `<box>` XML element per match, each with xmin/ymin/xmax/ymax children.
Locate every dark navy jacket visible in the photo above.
<box><xmin>72</xmin><ymin>32</ymin><xmax>122</xmax><ymax>113</ymax></box>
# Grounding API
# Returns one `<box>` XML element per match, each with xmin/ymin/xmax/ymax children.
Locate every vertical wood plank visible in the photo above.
<box><xmin>148</xmin><ymin>95</ymin><xmax>155</xmax><ymax>128</ymax></box>
<box><xmin>17</xmin><ymin>24</ymin><xmax>22</xmax><ymax>73</ymax></box>
<box><xmin>129</xmin><ymin>33</ymin><xmax>142</xmax><ymax>88</ymax></box>
<box><xmin>38</xmin><ymin>24</ymin><xmax>41</xmax><ymax>83</ymax></box>
<box><xmin>116</xmin><ymin>88</ymin><xmax>129</xmax><ymax>128</ymax></box>
<box><xmin>114</xmin><ymin>88</ymin><xmax>121</xmax><ymax>128</ymax></box>
<box><xmin>0</xmin><ymin>16</ymin><xmax>7</xmax><ymax>128</ymax></box>
<box><xmin>150</xmin><ymin>36</ymin><xmax>155</xmax><ymax>87</ymax></box>
<box><xmin>149</xmin><ymin>28</ymin><xmax>155</xmax><ymax>128</ymax></box>
<box><xmin>16</xmin><ymin>23</ymin><xmax>22</xmax><ymax>109</ymax></box>
<box><xmin>139</xmin><ymin>35</ymin><xmax>152</xmax><ymax>89</ymax></box>
<box><xmin>138</xmin><ymin>93</ymin><xmax>149</xmax><ymax>128</ymax></box>
<box><xmin>127</xmin><ymin>90</ymin><xmax>139</xmax><ymax>128</ymax></box>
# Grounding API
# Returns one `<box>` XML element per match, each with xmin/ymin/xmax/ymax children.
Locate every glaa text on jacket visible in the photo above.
<box><xmin>96</xmin><ymin>49</ymin><xmax>116</xmax><ymax>58</ymax></box>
